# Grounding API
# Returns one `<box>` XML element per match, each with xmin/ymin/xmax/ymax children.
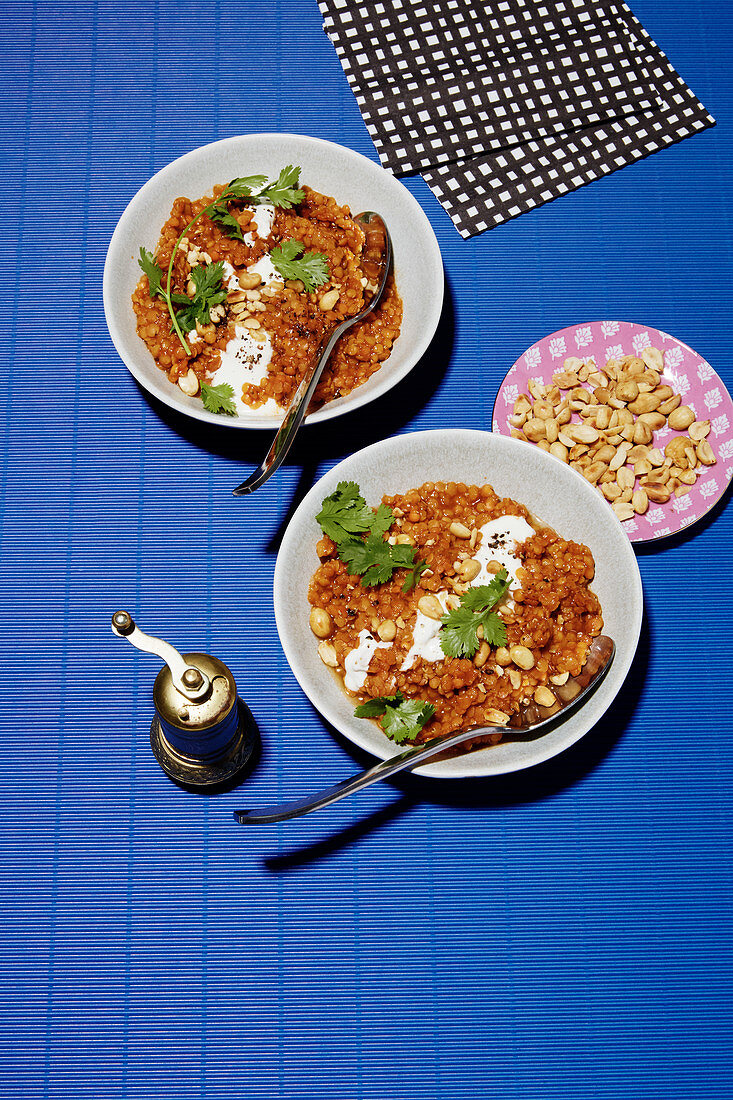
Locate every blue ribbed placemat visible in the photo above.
<box><xmin>1</xmin><ymin>2</ymin><xmax>732</xmax><ymax>1098</ymax></box>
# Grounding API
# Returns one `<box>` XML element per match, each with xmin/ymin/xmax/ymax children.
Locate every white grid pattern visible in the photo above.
<box><xmin>318</xmin><ymin>0</ymin><xmax>714</xmax><ymax>237</ymax></box>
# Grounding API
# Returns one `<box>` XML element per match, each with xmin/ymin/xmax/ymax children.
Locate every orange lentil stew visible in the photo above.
<box><xmin>131</xmin><ymin>166</ymin><xmax>402</xmax><ymax>415</ymax></box>
<box><xmin>308</xmin><ymin>480</ymin><xmax>603</xmax><ymax>749</ymax></box>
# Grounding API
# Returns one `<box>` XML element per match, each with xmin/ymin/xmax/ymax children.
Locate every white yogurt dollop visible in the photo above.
<box><xmin>244</xmin><ymin>203</ymin><xmax>276</xmax><ymax>245</ymax></box>
<box><xmin>344</xmin><ymin>630</ymin><xmax>392</xmax><ymax>693</ymax></box>
<box><xmin>401</xmin><ymin>590</ymin><xmax>452</xmax><ymax>671</ymax></box>
<box><xmin>248</xmin><ymin>253</ymin><xmax>282</xmax><ymax>288</ymax></box>
<box><xmin>472</xmin><ymin>515</ymin><xmax>535</xmax><ymax>590</ymax></box>
<box><xmin>211</xmin><ymin>327</ymin><xmax>281</xmax><ymax>416</ymax></box>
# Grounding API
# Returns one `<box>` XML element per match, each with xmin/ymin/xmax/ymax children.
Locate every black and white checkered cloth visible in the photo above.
<box><xmin>319</xmin><ymin>0</ymin><xmax>714</xmax><ymax>237</ymax></box>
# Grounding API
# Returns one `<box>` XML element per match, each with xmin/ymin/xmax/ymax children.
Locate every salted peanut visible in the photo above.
<box><xmin>617</xmin><ymin>407</ymin><xmax>635</xmax><ymax>426</ymax></box>
<box><xmin>640</xmin><ymin>346</ymin><xmax>664</xmax><ymax>371</ymax></box>
<box><xmin>558</xmin><ymin>431</ymin><xmax>575</xmax><ymax>448</ymax></box>
<box><xmin>595</xmin><ymin>443</ymin><xmax>616</xmax><ymax>464</ymax></box>
<box><xmin>665</xmin><ymin>436</ymin><xmax>692</xmax><ymax>468</ymax></box>
<box><xmin>609</xmin><ymin>442</ymin><xmax>632</xmax><ymax>471</ymax></box>
<box><xmin>640</xmin><ymin>369</ymin><xmax>660</xmax><ymax>388</ymax></box>
<box><xmin>510</xmin><ymin>429</ymin><xmax>527</xmax><ymax>441</ymax></box>
<box><xmin>570</xmin><ymin>387</ymin><xmax>591</xmax><ymax>404</ymax></box>
<box><xmin>546</xmin><ymin>385</ymin><xmax>562</xmax><ymax>405</ymax></box>
<box><xmin>417</xmin><ymin>595</ymin><xmax>444</xmax><ymax>620</ymax></box>
<box><xmin>510</xmin><ymin>644</ymin><xmax>535</xmax><ymax>670</ymax></box>
<box><xmin>621</xmin><ymin>356</ymin><xmax>646</xmax><ymax>376</ymax></box>
<box><xmin>628</xmin><ymin>443</ymin><xmax>650</xmax><ymax>461</ymax></box>
<box><xmin>309</xmin><ymin>608</ymin><xmax>332</xmax><ymax>638</ymax></box>
<box><xmin>494</xmin><ymin>646</ymin><xmax>511</xmax><ymax>667</ymax></box>
<box><xmin>697</xmin><ymin>439</ymin><xmax>717</xmax><ymax>466</ymax></box>
<box><xmin>485</xmin><ymin>560</ymin><xmax>504</xmax><ymax>574</ymax></box>
<box><xmin>536</xmin><ymin>440</ymin><xmax>551</xmax><ymax>453</ymax></box>
<box><xmin>578</xmin><ymin>362</ymin><xmax>591</xmax><ymax>382</ymax></box>
<box><xmin>583</xmin><ymin>461</ymin><xmax>607</xmax><ymax>485</ymax></box>
<box><xmin>469</xmin><ymin>528</ymin><xmax>479</xmax><ymax>549</ymax></box>
<box><xmin>632</xmin><ymin>489</ymin><xmax>649</xmax><ymax>515</ymax></box>
<box><xmin>643</xmin><ymin>469</ymin><xmax>670</xmax><ymax>486</ymax></box>
<box><xmin>550</xmin><ymin>441</ymin><xmax>569</xmax><ymax>463</ymax></box>
<box><xmin>243</xmin><ymin>317</ymin><xmax>261</xmax><ymax>330</ymax></box>
<box><xmin>377</xmin><ymin>620</ymin><xmax>397</xmax><ymax>642</ymax></box>
<box><xmin>394</xmin><ymin>534</ymin><xmax>413</xmax><ymax>546</ymax></box>
<box><xmin>566</xmin><ymin>423</ymin><xmax>599</xmax><ymax>444</ymax></box>
<box><xmin>285</xmin><ymin>279</ymin><xmax>305</xmax><ymax>292</ymax></box>
<box><xmin>544</xmin><ymin>418</ymin><xmax>559</xmax><ymax>443</ymax></box>
<box><xmin>553</xmin><ymin>369</ymin><xmax>578</xmax><ymax>389</ymax></box>
<box><xmin>615</xmin><ymin>379</ymin><xmax>640</xmax><ymax>403</ymax></box>
<box><xmin>655</xmin><ymin>385</ymin><xmax>675</xmax><ymax>402</ymax></box>
<box><xmin>689</xmin><ymin>419</ymin><xmax>711</xmax><ymax>441</ymax></box>
<box><xmin>457</xmin><ymin>558</ymin><xmax>481</xmax><ymax>582</ymax></box>
<box><xmin>658</xmin><ymin>394</ymin><xmax>681</xmax><ymax>417</ymax></box>
<box><xmin>621</xmin><ymin>424</ymin><xmax>636</xmax><ymax>442</ymax></box>
<box><xmin>620</xmin><ymin>488</ymin><xmax>633</xmax><ymax>503</ymax></box>
<box><xmin>514</xmin><ymin>395</ymin><xmax>532</xmax><ymax>416</ymax></box>
<box><xmin>319</xmin><ymin>289</ymin><xmax>340</xmax><ymax>311</ymax></box>
<box><xmin>561</xmin><ymin>356</ymin><xmax>584</xmax><ymax>375</ymax></box>
<box><xmin>533</xmin><ymin>685</ymin><xmax>556</xmax><ymax>708</ymax></box>
<box><xmin>646</xmin><ymin>484</ymin><xmax>672</xmax><ymax>504</ymax></box>
<box><xmin>550</xmin><ymin>671</ymin><xmax>570</xmax><ymax>686</ymax></box>
<box><xmin>588</xmin><ymin>372</ymin><xmax>607</xmax><ymax>388</ymax></box>
<box><xmin>579</xmin><ymin>404</ymin><xmax>600</xmax><ymax>420</ymax></box>
<box><xmin>568</xmin><ymin>444</ymin><xmax>589</xmax><ymax>462</ymax></box>
<box><xmin>677</xmin><ymin>469</ymin><xmax>697</xmax><ymax>485</ymax></box>
<box><xmin>227</xmin><ymin>289</ymin><xmax>247</xmax><ymax>304</ymax></box>
<box><xmin>556</xmin><ymin>404</ymin><xmax>572</xmax><ymax>425</ymax></box>
<box><xmin>523</xmin><ymin>418</ymin><xmax>547</xmax><ymax>443</ymax></box>
<box><xmin>508</xmin><ymin>668</ymin><xmax>522</xmax><ymax>690</ymax></box>
<box><xmin>634</xmin><ymin>458</ymin><xmax>652</xmax><ymax>477</ymax></box>
<box><xmin>637</xmin><ymin>411</ymin><xmax>667</xmax><ymax>431</ymax></box>
<box><xmin>317</xmin><ymin>641</ymin><xmax>338</xmax><ymax>667</ymax></box>
<box><xmin>595</xmin><ymin>406</ymin><xmax>611</xmax><ymax>431</ymax></box>
<box><xmin>177</xmin><ymin>368</ymin><xmax>200</xmax><ymax>396</ymax></box>
<box><xmin>449</xmin><ymin>521</ymin><xmax>471</xmax><ymax>539</ymax></box>
<box><xmin>473</xmin><ymin>641</ymin><xmax>490</xmax><ymax>669</ymax></box>
<box><xmin>533</xmin><ymin>399</ymin><xmax>555</xmax><ymax>420</ymax></box>
<box><xmin>527</xmin><ymin>378</ymin><xmax>546</xmax><ymax>400</ymax></box>
<box><xmin>606</xmin><ymin>359</ymin><xmax>621</xmax><ymax>379</ymax></box>
<box><xmin>633</xmin><ymin>420</ymin><xmax>654</xmax><ymax>446</ymax></box>
<box><xmin>602</xmin><ymin>482</ymin><xmax>622</xmax><ymax>501</ymax></box>
<box><xmin>628</xmin><ymin>392</ymin><xmax>662</xmax><ymax>415</ymax></box>
<box><xmin>612</xmin><ymin>501</ymin><xmax>635</xmax><ymax>521</ymax></box>
<box><xmin>675</xmin><ymin>484</ymin><xmax>693</xmax><ymax>497</ymax></box>
<box><xmin>647</xmin><ymin>447</ymin><xmax>665</xmax><ymax>467</ymax></box>
<box><xmin>238</xmin><ymin>271</ymin><xmax>263</xmax><ymax>290</ymax></box>
<box><xmin>509</xmin><ymin>412</ymin><xmax>527</xmax><ymax>428</ymax></box>
<box><xmin>668</xmin><ymin>405</ymin><xmax>695</xmax><ymax>431</ymax></box>
<box><xmin>617</xmin><ymin>466</ymin><xmax>635</xmax><ymax>491</ymax></box>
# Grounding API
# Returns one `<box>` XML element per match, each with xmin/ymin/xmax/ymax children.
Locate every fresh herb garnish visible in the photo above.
<box><xmin>316</xmin><ymin>481</ymin><xmax>427</xmax><ymax>588</ymax></box>
<box><xmin>439</xmin><ymin>570</ymin><xmax>512</xmax><ymax>658</ymax></box>
<box><xmin>270</xmin><ymin>239</ymin><xmax>329</xmax><ymax>293</ymax></box>
<box><xmin>401</xmin><ymin>558</ymin><xmax>430</xmax><ymax>593</ymax></box>
<box><xmin>173</xmin><ymin>263</ymin><xmax>227</xmax><ymax>333</ymax></box>
<box><xmin>354</xmin><ymin>692</ymin><xmax>436</xmax><ymax>744</ymax></box>
<box><xmin>138</xmin><ymin>166</ymin><xmax>307</xmax><ymax>355</ymax></box>
<box><xmin>339</xmin><ymin>532</ymin><xmax>416</xmax><ymax>588</ymax></box>
<box><xmin>200</xmin><ymin>381</ymin><xmax>237</xmax><ymax>416</ymax></box>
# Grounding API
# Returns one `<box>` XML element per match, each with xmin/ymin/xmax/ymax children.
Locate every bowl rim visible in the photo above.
<box><xmin>103</xmin><ymin>132</ymin><xmax>444</xmax><ymax>430</ymax></box>
<box><xmin>273</xmin><ymin>428</ymin><xmax>644</xmax><ymax>778</ymax></box>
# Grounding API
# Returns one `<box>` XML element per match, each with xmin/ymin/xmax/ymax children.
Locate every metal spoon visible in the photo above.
<box><xmin>232</xmin><ymin>212</ymin><xmax>392</xmax><ymax>496</ymax></box>
<box><xmin>234</xmin><ymin>635</ymin><xmax>615</xmax><ymax>824</ymax></box>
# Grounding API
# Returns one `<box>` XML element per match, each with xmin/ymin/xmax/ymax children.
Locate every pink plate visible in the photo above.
<box><xmin>492</xmin><ymin>322</ymin><xmax>733</xmax><ymax>543</ymax></box>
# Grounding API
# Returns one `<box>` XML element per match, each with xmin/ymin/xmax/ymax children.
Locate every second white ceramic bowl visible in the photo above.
<box><xmin>274</xmin><ymin>430</ymin><xmax>643</xmax><ymax>779</ymax></box>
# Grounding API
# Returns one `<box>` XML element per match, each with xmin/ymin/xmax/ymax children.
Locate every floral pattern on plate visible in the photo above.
<box><xmin>492</xmin><ymin>322</ymin><xmax>733</xmax><ymax>544</ymax></box>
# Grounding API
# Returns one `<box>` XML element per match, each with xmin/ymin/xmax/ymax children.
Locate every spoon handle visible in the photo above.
<box><xmin>232</xmin><ymin>212</ymin><xmax>392</xmax><ymax>497</ymax></box>
<box><xmin>234</xmin><ymin>724</ymin><xmax>501</xmax><ymax>824</ymax></box>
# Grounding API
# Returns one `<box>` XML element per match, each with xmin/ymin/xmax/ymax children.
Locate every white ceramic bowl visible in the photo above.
<box><xmin>103</xmin><ymin>133</ymin><xmax>443</xmax><ymax>429</ymax></box>
<box><xmin>274</xmin><ymin>430</ymin><xmax>643</xmax><ymax>778</ymax></box>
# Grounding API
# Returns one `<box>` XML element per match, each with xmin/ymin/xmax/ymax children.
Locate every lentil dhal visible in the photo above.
<box><xmin>308</xmin><ymin>481</ymin><xmax>603</xmax><ymax>749</ymax></box>
<box><xmin>132</xmin><ymin>183</ymin><xmax>402</xmax><ymax>413</ymax></box>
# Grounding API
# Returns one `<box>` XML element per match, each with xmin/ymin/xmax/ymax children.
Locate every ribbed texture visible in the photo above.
<box><xmin>0</xmin><ymin>1</ymin><xmax>732</xmax><ymax>1098</ymax></box>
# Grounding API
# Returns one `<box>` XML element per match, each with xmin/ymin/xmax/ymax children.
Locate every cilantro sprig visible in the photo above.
<box><xmin>439</xmin><ymin>570</ymin><xmax>512</xmax><ymax>658</ymax></box>
<box><xmin>354</xmin><ymin>692</ymin><xmax>436</xmax><ymax>744</ymax></box>
<box><xmin>174</xmin><ymin>263</ymin><xmax>227</xmax><ymax>332</ymax></box>
<box><xmin>137</xmin><ymin>165</ymin><xmax>307</xmax><ymax>355</ymax></box>
<box><xmin>316</xmin><ymin>481</ymin><xmax>427</xmax><ymax>589</ymax></box>
<box><xmin>270</xmin><ymin>239</ymin><xmax>329</xmax><ymax>293</ymax></box>
<box><xmin>200</xmin><ymin>381</ymin><xmax>236</xmax><ymax>416</ymax></box>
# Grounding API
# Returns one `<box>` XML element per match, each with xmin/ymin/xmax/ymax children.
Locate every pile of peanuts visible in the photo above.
<box><xmin>509</xmin><ymin>346</ymin><xmax>717</xmax><ymax>521</ymax></box>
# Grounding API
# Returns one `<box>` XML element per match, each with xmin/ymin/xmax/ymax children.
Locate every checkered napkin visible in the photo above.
<box><xmin>319</xmin><ymin>0</ymin><xmax>715</xmax><ymax>237</ymax></box>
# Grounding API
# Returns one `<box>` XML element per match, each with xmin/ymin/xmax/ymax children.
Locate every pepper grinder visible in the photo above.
<box><xmin>111</xmin><ymin>611</ymin><xmax>257</xmax><ymax>788</ymax></box>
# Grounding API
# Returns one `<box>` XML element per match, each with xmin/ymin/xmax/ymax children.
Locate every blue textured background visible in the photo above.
<box><xmin>2</xmin><ymin>1</ymin><xmax>732</xmax><ymax>1097</ymax></box>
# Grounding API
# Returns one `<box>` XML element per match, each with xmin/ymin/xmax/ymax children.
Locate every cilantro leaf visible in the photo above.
<box><xmin>174</xmin><ymin>262</ymin><xmax>228</xmax><ymax>332</ymax></box>
<box><xmin>317</xmin><ymin>481</ymin><xmax>376</xmax><ymax>543</ymax></box>
<box><xmin>253</xmin><ymin>165</ymin><xmax>305</xmax><ymax>209</ymax></box>
<box><xmin>200</xmin><ymin>381</ymin><xmax>237</xmax><ymax>416</ymax></box>
<box><xmin>339</xmin><ymin>534</ymin><xmax>414</xmax><ymax>587</ymax></box>
<box><xmin>371</xmin><ymin>504</ymin><xmax>395</xmax><ymax>538</ymax></box>
<box><xmin>353</xmin><ymin>694</ymin><xmax>435</xmax><ymax>743</ymax></box>
<box><xmin>382</xmin><ymin>699</ymin><xmax>436</xmax><ymax>743</ymax></box>
<box><xmin>138</xmin><ymin>247</ymin><xmax>165</xmax><ymax>298</ymax></box>
<box><xmin>401</xmin><ymin>558</ymin><xmax>429</xmax><ymax>593</ymax></box>
<box><xmin>209</xmin><ymin>203</ymin><xmax>247</xmax><ymax>240</ymax></box>
<box><xmin>270</xmin><ymin>239</ymin><xmax>329</xmax><ymax>292</ymax></box>
<box><xmin>354</xmin><ymin>692</ymin><xmax>404</xmax><ymax>718</ymax></box>
<box><xmin>439</xmin><ymin>569</ymin><xmax>511</xmax><ymax>658</ymax></box>
<box><xmin>227</xmin><ymin>174</ymin><xmax>269</xmax><ymax>197</ymax></box>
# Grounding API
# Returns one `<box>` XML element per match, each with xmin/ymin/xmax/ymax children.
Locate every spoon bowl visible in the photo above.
<box><xmin>232</xmin><ymin>212</ymin><xmax>392</xmax><ymax>495</ymax></box>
